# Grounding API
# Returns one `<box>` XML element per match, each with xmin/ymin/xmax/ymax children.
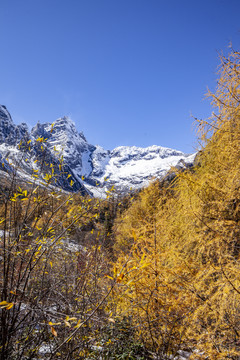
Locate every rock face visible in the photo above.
<box><xmin>0</xmin><ymin>105</ymin><xmax>195</xmax><ymax>195</ymax></box>
<box><xmin>0</xmin><ymin>105</ymin><xmax>29</xmax><ymax>145</ymax></box>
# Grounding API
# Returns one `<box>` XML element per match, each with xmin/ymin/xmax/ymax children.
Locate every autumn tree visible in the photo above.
<box><xmin>0</xmin><ymin>134</ymin><xmax>115</xmax><ymax>359</ymax></box>
<box><xmin>111</xmin><ymin>49</ymin><xmax>240</xmax><ymax>359</ymax></box>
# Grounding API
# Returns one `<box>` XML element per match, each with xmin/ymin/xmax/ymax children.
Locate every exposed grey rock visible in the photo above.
<box><xmin>0</xmin><ymin>105</ymin><xmax>196</xmax><ymax>195</ymax></box>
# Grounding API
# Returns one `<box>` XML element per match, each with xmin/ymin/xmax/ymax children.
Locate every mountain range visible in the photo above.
<box><xmin>0</xmin><ymin>104</ymin><xmax>195</xmax><ymax>196</ymax></box>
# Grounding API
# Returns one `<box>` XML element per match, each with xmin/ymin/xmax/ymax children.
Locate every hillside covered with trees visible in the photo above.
<box><xmin>0</xmin><ymin>49</ymin><xmax>240</xmax><ymax>359</ymax></box>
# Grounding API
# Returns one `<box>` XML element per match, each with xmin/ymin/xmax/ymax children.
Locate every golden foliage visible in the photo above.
<box><xmin>1</xmin><ymin>48</ymin><xmax>240</xmax><ymax>359</ymax></box>
<box><xmin>112</xmin><ymin>49</ymin><xmax>240</xmax><ymax>359</ymax></box>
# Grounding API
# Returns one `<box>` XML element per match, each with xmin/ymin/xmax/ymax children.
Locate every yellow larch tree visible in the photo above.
<box><xmin>111</xmin><ymin>49</ymin><xmax>240</xmax><ymax>359</ymax></box>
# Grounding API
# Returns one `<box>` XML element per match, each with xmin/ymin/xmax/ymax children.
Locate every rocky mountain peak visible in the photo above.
<box><xmin>0</xmin><ymin>105</ymin><xmax>30</xmax><ymax>145</ymax></box>
<box><xmin>51</xmin><ymin>116</ymin><xmax>78</xmax><ymax>135</ymax></box>
<box><xmin>0</xmin><ymin>105</ymin><xmax>14</xmax><ymax>124</ymax></box>
<box><xmin>0</xmin><ymin>105</ymin><xmax>196</xmax><ymax>196</ymax></box>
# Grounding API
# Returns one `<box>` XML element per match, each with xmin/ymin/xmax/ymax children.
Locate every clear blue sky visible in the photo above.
<box><xmin>0</xmin><ymin>0</ymin><xmax>240</xmax><ymax>153</ymax></box>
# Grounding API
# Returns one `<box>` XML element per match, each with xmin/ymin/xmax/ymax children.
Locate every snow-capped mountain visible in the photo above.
<box><xmin>86</xmin><ymin>144</ymin><xmax>195</xmax><ymax>195</ymax></box>
<box><xmin>31</xmin><ymin>117</ymin><xmax>95</xmax><ymax>185</ymax></box>
<box><xmin>0</xmin><ymin>105</ymin><xmax>195</xmax><ymax>195</ymax></box>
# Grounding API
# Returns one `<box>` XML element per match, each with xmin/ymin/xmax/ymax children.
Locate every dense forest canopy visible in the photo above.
<box><xmin>0</xmin><ymin>49</ymin><xmax>240</xmax><ymax>359</ymax></box>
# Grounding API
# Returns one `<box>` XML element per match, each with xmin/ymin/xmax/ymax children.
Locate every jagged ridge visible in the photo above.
<box><xmin>0</xmin><ymin>105</ymin><xmax>195</xmax><ymax>195</ymax></box>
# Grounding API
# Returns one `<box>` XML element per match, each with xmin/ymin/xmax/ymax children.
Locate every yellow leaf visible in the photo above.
<box><xmin>106</xmin><ymin>275</ymin><xmax>113</xmax><ymax>280</ymax></box>
<box><xmin>33</xmin><ymin>186</ymin><xmax>39</xmax><ymax>193</ymax></box>
<box><xmin>48</xmin><ymin>321</ymin><xmax>61</xmax><ymax>326</ymax></box>
<box><xmin>6</xmin><ymin>303</ymin><xmax>14</xmax><ymax>310</ymax></box>
<box><xmin>74</xmin><ymin>320</ymin><xmax>82</xmax><ymax>329</ymax></box>
<box><xmin>0</xmin><ymin>301</ymin><xmax>8</xmax><ymax>306</ymax></box>
<box><xmin>108</xmin><ymin>318</ymin><xmax>115</xmax><ymax>323</ymax></box>
<box><xmin>51</xmin><ymin>326</ymin><xmax>57</xmax><ymax>337</ymax></box>
<box><xmin>64</xmin><ymin>320</ymin><xmax>71</xmax><ymax>327</ymax></box>
<box><xmin>116</xmin><ymin>274</ymin><xmax>124</xmax><ymax>283</ymax></box>
<box><xmin>36</xmin><ymin>137</ymin><xmax>44</xmax><ymax>143</ymax></box>
<box><xmin>0</xmin><ymin>301</ymin><xmax>14</xmax><ymax>309</ymax></box>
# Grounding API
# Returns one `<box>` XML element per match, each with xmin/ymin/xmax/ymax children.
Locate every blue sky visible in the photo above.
<box><xmin>0</xmin><ymin>0</ymin><xmax>240</xmax><ymax>153</ymax></box>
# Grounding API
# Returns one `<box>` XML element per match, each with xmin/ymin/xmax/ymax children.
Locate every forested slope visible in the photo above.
<box><xmin>111</xmin><ymin>49</ymin><xmax>240</xmax><ymax>359</ymax></box>
<box><xmin>0</xmin><ymin>49</ymin><xmax>239</xmax><ymax>360</ymax></box>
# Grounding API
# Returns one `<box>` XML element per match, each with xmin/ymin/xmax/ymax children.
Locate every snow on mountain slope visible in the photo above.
<box><xmin>0</xmin><ymin>105</ymin><xmax>196</xmax><ymax>195</ymax></box>
<box><xmin>87</xmin><ymin>145</ymin><xmax>194</xmax><ymax>193</ymax></box>
<box><xmin>0</xmin><ymin>110</ymin><xmax>87</xmax><ymax>193</ymax></box>
<box><xmin>31</xmin><ymin>116</ymin><xmax>94</xmax><ymax>178</ymax></box>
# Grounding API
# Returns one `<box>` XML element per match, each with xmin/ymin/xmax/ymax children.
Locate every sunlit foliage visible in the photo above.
<box><xmin>1</xmin><ymin>48</ymin><xmax>240</xmax><ymax>359</ymax></box>
<box><xmin>112</xmin><ymin>49</ymin><xmax>240</xmax><ymax>359</ymax></box>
